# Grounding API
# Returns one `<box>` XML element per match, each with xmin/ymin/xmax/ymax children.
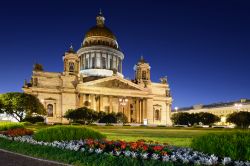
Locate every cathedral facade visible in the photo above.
<box><xmin>22</xmin><ymin>12</ymin><xmax>172</xmax><ymax>125</ymax></box>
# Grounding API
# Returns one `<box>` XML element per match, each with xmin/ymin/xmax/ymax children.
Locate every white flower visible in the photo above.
<box><xmin>162</xmin><ymin>155</ymin><xmax>170</xmax><ymax>162</ymax></box>
<box><xmin>95</xmin><ymin>148</ymin><xmax>103</xmax><ymax>154</ymax></box>
<box><xmin>141</xmin><ymin>153</ymin><xmax>148</xmax><ymax>159</ymax></box>
<box><xmin>234</xmin><ymin>161</ymin><xmax>245</xmax><ymax>166</ymax></box>
<box><xmin>115</xmin><ymin>151</ymin><xmax>121</xmax><ymax>156</ymax></box>
<box><xmin>152</xmin><ymin>153</ymin><xmax>160</xmax><ymax>160</ymax></box>
<box><xmin>210</xmin><ymin>154</ymin><xmax>218</xmax><ymax>164</ymax></box>
<box><xmin>124</xmin><ymin>150</ymin><xmax>131</xmax><ymax>157</ymax></box>
<box><xmin>170</xmin><ymin>155</ymin><xmax>177</xmax><ymax>161</ymax></box>
<box><xmin>222</xmin><ymin>157</ymin><xmax>232</xmax><ymax>165</ymax></box>
<box><xmin>194</xmin><ymin>160</ymin><xmax>201</xmax><ymax>165</ymax></box>
<box><xmin>88</xmin><ymin>148</ymin><xmax>94</xmax><ymax>153</ymax></box>
<box><xmin>81</xmin><ymin>147</ymin><xmax>85</xmax><ymax>152</ymax></box>
<box><xmin>131</xmin><ymin>152</ymin><xmax>138</xmax><ymax>158</ymax></box>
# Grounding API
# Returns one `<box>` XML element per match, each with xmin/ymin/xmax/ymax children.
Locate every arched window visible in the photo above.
<box><xmin>69</xmin><ymin>62</ymin><xmax>74</xmax><ymax>72</ymax></box>
<box><xmin>47</xmin><ymin>104</ymin><xmax>53</xmax><ymax>117</ymax></box>
<box><xmin>155</xmin><ymin>109</ymin><xmax>160</xmax><ymax>120</ymax></box>
<box><xmin>142</xmin><ymin>71</ymin><xmax>146</xmax><ymax>80</ymax></box>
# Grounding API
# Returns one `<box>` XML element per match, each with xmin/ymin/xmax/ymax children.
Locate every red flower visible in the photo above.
<box><xmin>5</xmin><ymin>128</ymin><xmax>33</xmax><ymax>137</ymax></box>
<box><xmin>121</xmin><ymin>143</ymin><xmax>126</xmax><ymax>149</ymax></box>
<box><xmin>130</xmin><ymin>142</ymin><xmax>138</xmax><ymax>150</ymax></box>
<box><xmin>142</xmin><ymin>145</ymin><xmax>148</xmax><ymax>151</ymax></box>
<box><xmin>153</xmin><ymin>145</ymin><xmax>163</xmax><ymax>152</ymax></box>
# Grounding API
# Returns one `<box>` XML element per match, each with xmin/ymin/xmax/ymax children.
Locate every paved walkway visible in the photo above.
<box><xmin>0</xmin><ymin>149</ymin><xmax>71</xmax><ymax>166</ymax></box>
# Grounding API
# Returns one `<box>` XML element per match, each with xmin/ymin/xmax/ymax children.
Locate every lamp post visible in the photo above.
<box><xmin>174</xmin><ymin>106</ymin><xmax>178</xmax><ymax>113</ymax></box>
<box><xmin>119</xmin><ymin>98</ymin><xmax>128</xmax><ymax>123</ymax></box>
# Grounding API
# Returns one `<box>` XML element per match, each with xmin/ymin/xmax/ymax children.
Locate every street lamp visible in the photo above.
<box><xmin>119</xmin><ymin>98</ymin><xmax>128</xmax><ymax>123</ymax></box>
<box><xmin>174</xmin><ymin>106</ymin><xmax>178</xmax><ymax>113</ymax></box>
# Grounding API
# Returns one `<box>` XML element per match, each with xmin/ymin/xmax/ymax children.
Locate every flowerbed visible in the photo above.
<box><xmin>0</xmin><ymin>134</ymin><xmax>250</xmax><ymax>165</ymax></box>
<box><xmin>0</xmin><ymin>128</ymin><xmax>33</xmax><ymax>137</ymax></box>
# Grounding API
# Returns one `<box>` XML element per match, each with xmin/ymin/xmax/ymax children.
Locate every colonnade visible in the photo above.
<box><xmin>79</xmin><ymin>94</ymin><xmax>147</xmax><ymax>123</ymax></box>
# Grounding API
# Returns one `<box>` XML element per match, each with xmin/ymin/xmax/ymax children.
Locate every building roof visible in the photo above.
<box><xmin>174</xmin><ymin>99</ymin><xmax>250</xmax><ymax>112</ymax></box>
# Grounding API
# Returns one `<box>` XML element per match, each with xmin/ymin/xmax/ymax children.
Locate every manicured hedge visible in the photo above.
<box><xmin>0</xmin><ymin>137</ymin><xmax>182</xmax><ymax>166</ymax></box>
<box><xmin>33</xmin><ymin>126</ymin><xmax>106</xmax><ymax>142</ymax></box>
<box><xmin>0</xmin><ymin>122</ymin><xmax>24</xmax><ymax>131</ymax></box>
<box><xmin>191</xmin><ymin>131</ymin><xmax>250</xmax><ymax>161</ymax></box>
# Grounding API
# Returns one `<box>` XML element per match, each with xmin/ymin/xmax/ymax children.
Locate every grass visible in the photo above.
<box><xmin>26</xmin><ymin>124</ymin><xmax>241</xmax><ymax>147</ymax></box>
<box><xmin>191</xmin><ymin>131</ymin><xmax>250</xmax><ymax>161</ymax></box>
<box><xmin>33</xmin><ymin>126</ymin><xmax>106</xmax><ymax>142</ymax></box>
<box><xmin>0</xmin><ymin>137</ymin><xmax>184</xmax><ymax>166</ymax></box>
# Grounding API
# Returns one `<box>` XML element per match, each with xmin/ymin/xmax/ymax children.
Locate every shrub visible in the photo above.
<box><xmin>5</xmin><ymin>128</ymin><xmax>33</xmax><ymax>137</ymax></box>
<box><xmin>22</xmin><ymin>116</ymin><xmax>44</xmax><ymax>124</ymax></box>
<box><xmin>33</xmin><ymin>126</ymin><xmax>106</xmax><ymax>142</ymax></box>
<box><xmin>227</xmin><ymin>111</ymin><xmax>250</xmax><ymax>129</ymax></box>
<box><xmin>0</xmin><ymin>122</ymin><xmax>24</xmax><ymax>131</ymax></box>
<box><xmin>191</xmin><ymin>132</ymin><xmax>250</xmax><ymax>161</ymax></box>
<box><xmin>64</xmin><ymin>107</ymin><xmax>98</xmax><ymax>124</ymax></box>
<box><xmin>116</xmin><ymin>112</ymin><xmax>128</xmax><ymax>123</ymax></box>
<box><xmin>99</xmin><ymin>113</ymin><xmax>117</xmax><ymax>123</ymax></box>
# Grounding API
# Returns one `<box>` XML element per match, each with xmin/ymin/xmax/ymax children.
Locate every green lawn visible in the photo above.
<box><xmin>26</xmin><ymin>125</ymin><xmax>239</xmax><ymax>147</ymax></box>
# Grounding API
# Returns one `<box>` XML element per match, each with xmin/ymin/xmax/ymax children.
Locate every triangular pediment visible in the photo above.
<box><xmin>82</xmin><ymin>76</ymin><xmax>144</xmax><ymax>91</ymax></box>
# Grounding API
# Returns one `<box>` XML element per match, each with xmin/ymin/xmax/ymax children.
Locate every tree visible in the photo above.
<box><xmin>0</xmin><ymin>97</ymin><xmax>3</xmax><ymax>114</ymax></box>
<box><xmin>99</xmin><ymin>113</ymin><xmax>117</xmax><ymax>124</ymax></box>
<box><xmin>0</xmin><ymin>92</ymin><xmax>46</xmax><ymax>122</ymax></box>
<box><xmin>189</xmin><ymin>113</ymin><xmax>200</xmax><ymax>126</ymax></box>
<box><xmin>171</xmin><ymin>112</ymin><xmax>191</xmax><ymax>125</ymax></box>
<box><xmin>116</xmin><ymin>112</ymin><xmax>128</xmax><ymax>124</ymax></box>
<box><xmin>22</xmin><ymin>116</ymin><xmax>45</xmax><ymax>124</ymax></box>
<box><xmin>227</xmin><ymin>111</ymin><xmax>250</xmax><ymax>129</ymax></box>
<box><xmin>97</xmin><ymin>111</ymin><xmax>107</xmax><ymax>120</ymax></box>
<box><xmin>64</xmin><ymin>107</ymin><xmax>98</xmax><ymax>124</ymax></box>
<box><xmin>198</xmin><ymin>112</ymin><xmax>220</xmax><ymax>125</ymax></box>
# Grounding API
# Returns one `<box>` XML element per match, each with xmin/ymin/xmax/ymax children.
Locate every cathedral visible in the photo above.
<box><xmin>22</xmin><ymin>12</ymin><xmax>172</xmax><ymax>125</ymax></box>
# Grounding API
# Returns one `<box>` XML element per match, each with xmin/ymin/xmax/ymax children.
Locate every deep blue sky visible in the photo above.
<box><xmin>0</xmin><ymin>0</ymin><xmax>250</xmax><ymax>108</ymax></box>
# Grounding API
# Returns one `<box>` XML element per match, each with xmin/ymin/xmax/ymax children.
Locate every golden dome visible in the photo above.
<box><xmin>85</xmin><ymin>26</ymin><xmax>116</xmax><ymax>40</ymax></box>
<box><xmin>82</xmin><ymin>11</ymin><xmax>119</xmax><ymax>50</ymax></box>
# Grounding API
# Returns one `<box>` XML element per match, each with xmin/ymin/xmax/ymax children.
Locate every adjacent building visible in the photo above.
<box><xmin>173</xmin><ymin>99</ymin><xmax>250</xmax><ymax>125</ymax></box>
<box><xmin>22</xmin><ymin>12</ymin><xmax>172</xmax><ymax>125</ymax></box>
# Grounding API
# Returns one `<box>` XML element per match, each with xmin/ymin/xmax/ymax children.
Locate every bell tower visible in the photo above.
<box><xmin>134</xmin><ymin>56</ymin><xmax>151</xmax><ymax>87</ymax></box>
<box><xmin>63</xmin><ymin>44</ymin><xmax>79</xmax><ymax>75</ymax></box>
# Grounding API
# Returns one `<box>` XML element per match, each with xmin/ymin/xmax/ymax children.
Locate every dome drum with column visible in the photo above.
<box><xmin>77</xmin><ymin>11</ymin><xmax>124</xmax><ymax>77</ymax></box>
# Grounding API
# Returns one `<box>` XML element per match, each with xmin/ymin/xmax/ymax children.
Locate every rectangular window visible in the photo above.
<box><xmin>110</xmin><ymin>58</ymin><xmax>113</xmax><ymax>69</ymax></box>
<box><xmin>92</xmin><ymin>57</ymin><xmax>95</xmax><ymax>68</ymax></box>
<box><xmin>85</xmin><ymin>58</ymin><xmax>89</xmax><ymax>69</ymax></box>
<box><xmin>102</xmin><ymin>57</ymin><xmax>106</xmax><ymax>69</ymax></box>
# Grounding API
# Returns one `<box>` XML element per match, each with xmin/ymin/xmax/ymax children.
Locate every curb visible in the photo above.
<box><xmin>0</xmin><ymin>148</ymin><xmax>72</xmax><ymax>166</ymax></box>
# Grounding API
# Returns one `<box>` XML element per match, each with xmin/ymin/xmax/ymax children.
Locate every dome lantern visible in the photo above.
<box><xmin>96</xmin><ymin>9</ymin><xmax>105</xmax><ymax>27</ymax></box>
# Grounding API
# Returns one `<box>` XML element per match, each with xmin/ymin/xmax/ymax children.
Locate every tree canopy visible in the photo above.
<box><xmin>0</xmin><ymin>92</ymin><xmax>46</xmax><ymax>121</ymax></box>
<box><xmin>171</xmin><ymin>112</ymin><xmax>220</xmax><ymax>126</ymax></box>
<box><xmin>227</xmin><ymin>111</ymin><xmax>250</xmax><ymax>129</ymax></box>
<box><xmin>64</xmin><ymin>107</ymin><xmax>98</xmax><ymax>124</ymax></box>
